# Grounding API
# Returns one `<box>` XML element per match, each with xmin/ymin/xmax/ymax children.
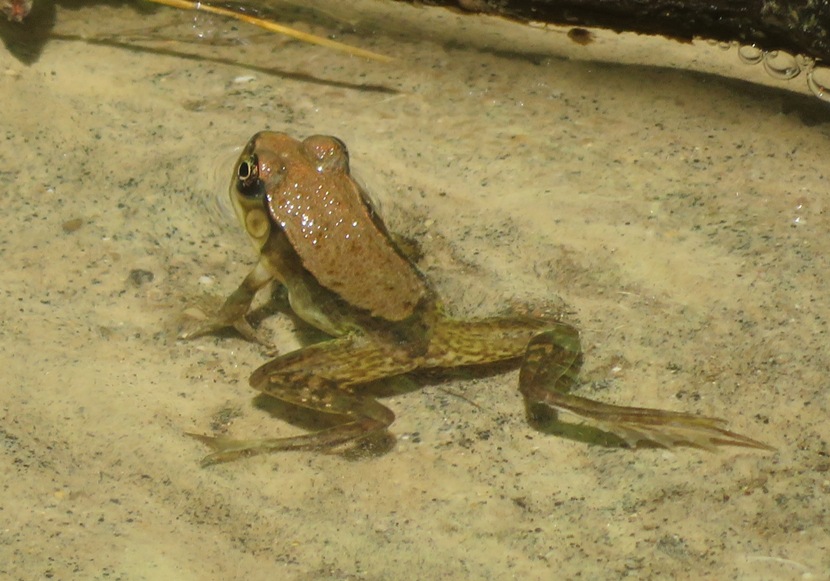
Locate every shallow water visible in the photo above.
<box><xmin>1</xmin><ymin>2</ymin><xmax>828</xmax><ymax>579</ymax></box>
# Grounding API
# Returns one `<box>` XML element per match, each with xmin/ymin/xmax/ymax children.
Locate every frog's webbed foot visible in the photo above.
<box><xmin>529</xmin><ymin>394</ymin><xmax>774</xmax><ymax>450</ymax></box>
<box><xmin>189</xmin><ymin>399</ymin><xmax>395</xmax><ymax>466</ymax></box>
<box><xmin>187</xmin><ymin>415</ymin><xmax>389</xmax><ymax>466</ymax></box>
<box><xmin>179</xmin><ymin>308</ymin><xmax>269</xmax><ymax>346</ymax></box>
<box><xmin>520</xmin><ymin>329</ymin><xmax>773</xmax><ymax>451</ymax></box>
<box><xmin>179</xmin><ymin>261</ymin><xmax>276</xmax><ymax>347</ymax></box>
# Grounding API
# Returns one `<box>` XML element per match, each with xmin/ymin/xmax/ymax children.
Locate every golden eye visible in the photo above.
<box><xmin>236</xmin><ymin>154</ymin><xmax>263</xmax><ymax>198</ymax></box>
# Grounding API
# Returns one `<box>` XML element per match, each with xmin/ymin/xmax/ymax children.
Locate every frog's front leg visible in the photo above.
<box><xmin>190</xmin><ymin>335</ymin><xmax>416</xmax><ymax>465</ymax></box>
<box><xmin>180</xmin><ymin>258</ymin><xmax>274</xmax><ymax>344</ymax></box>
<box><xmin>518</xmin><ymin>325</ymin><xmax>773</xmax><ymax>451</ymax></box>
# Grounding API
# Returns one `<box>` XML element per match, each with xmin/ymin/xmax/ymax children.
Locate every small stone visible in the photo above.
<box><xmin>128</xmin><ymin>269</ymin><xmax>155</xmax><ymax>286</ymax></box>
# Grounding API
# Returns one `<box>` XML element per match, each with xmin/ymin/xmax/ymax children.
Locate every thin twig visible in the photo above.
<box><xmin>146</xmin><ymin>0</ymin><xmax>393</xmax><ymax>62</ymax></box>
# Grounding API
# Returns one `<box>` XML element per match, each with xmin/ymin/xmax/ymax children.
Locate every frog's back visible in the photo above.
<box><xmin>256</xmin><ymin>132</ymin><xmax>428</xmax><ymax>322</ymax></box>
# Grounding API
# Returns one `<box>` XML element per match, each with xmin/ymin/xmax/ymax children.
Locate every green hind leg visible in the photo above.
<box><xmin>518</xmin><ymin>327</ymin><xmax>772</xmax><ymax>451</ymax></box>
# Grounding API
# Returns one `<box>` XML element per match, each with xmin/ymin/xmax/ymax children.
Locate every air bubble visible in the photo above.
<box><xmin>738</xmin><ymin>45</ymin><xmax>763</xmax><ymax>65</ymax></box>
<box><xmin>730</xmin><ymin>44</ymin><xmax>829</xmax><ymax>102</ymax></box>
<box><xmin>807</xmin><ymin>65</ymin><xmax>830</xmax><ymax>102</ymax></box>
<box><xmin>762</xmin><ymin>51</ymin><xmax>801</xmax><ymax>80</ymax></box>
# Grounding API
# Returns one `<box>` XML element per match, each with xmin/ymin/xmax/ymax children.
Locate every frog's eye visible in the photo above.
<box><xmin>236</xmin><ymin>154</ymin><xmax>264</xmax><ymax>198</ymax></box>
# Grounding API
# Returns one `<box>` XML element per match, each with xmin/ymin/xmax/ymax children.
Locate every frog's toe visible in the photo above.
<box><xmin>178</xmin><ymin>311</ymin><xmax>236</xmax><ymax>341</ymax></box>
<box><xmin>178</xmin><ymin>322</ymin><xmax>218</xmax><ymax>341</ymax></box>
<box><xmin>589</xmin><ymin>412</ymin><xmax>775</xmax><ymax>452</ymax></box>
<box><xmin>178</xmin><ymin>314</ymin><xmax>274</xmax><ymax>348</ymax></box>
<box><xmin>187</xmin><ymin>432</ymin><xmax>256</xmax><ymax>466</ymax></box>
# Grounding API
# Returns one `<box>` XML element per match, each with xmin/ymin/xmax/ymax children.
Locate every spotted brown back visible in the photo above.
<box><xmin>249</xmin><ymin>132</ymin><xmax>428</xmax><ymax>322</ymax></box>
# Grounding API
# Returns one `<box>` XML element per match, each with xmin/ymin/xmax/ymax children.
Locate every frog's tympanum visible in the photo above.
<box><xmin>185</xmin><ymin>131</ymin><xmax>770</xmax><ymax>465</ymax></box>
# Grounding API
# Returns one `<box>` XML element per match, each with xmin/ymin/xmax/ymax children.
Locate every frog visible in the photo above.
<box><xmin>184</xmin><ymin>131</ymin><xmax>770</xmax><ymax>465</ymax></box>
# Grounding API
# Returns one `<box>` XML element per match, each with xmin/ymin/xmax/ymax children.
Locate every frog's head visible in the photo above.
<box><xmin>229</xmin><ymin>131</ymin><xmax>428</xmax><ymax>322</ymax></box>
<box><xmin>229</xmin><ymin>131</ymin><xmax>350</xmax><ymax>252</ymax></box>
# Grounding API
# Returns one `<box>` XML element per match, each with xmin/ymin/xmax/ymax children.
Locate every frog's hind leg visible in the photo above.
<box><xmin>190</xmin><ymin>336</ymin><xmax>414</xmax><ymax>466</ymax></box>
<box><xmin>519</xmin><ymin>329</ymin><xmax>773</xmax><ymax>451</ymax></box>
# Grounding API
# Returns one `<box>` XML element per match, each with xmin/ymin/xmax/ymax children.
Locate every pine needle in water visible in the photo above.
<box><xmin>145</xmin><ymin>0</ymin><xmax>393</xmax><ymax>62</ymax></box>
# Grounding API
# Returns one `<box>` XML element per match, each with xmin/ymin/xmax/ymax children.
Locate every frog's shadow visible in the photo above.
<box><xmin>243</xmin><ymin>288</ymin><xmax>633</xmax><ymax>460</ymax></box>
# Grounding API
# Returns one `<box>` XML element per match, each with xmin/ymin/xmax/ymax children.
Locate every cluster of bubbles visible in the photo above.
<box><xmin>712</xmin><ymin>41</ymin><xmax>830</xmax><ymax>102</ymax></box>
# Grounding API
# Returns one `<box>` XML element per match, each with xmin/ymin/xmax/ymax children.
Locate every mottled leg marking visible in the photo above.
<box><xmin>190</xmin><ymin>336</ymin><xmax>415</xmax><ymax>465</ymax></box>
